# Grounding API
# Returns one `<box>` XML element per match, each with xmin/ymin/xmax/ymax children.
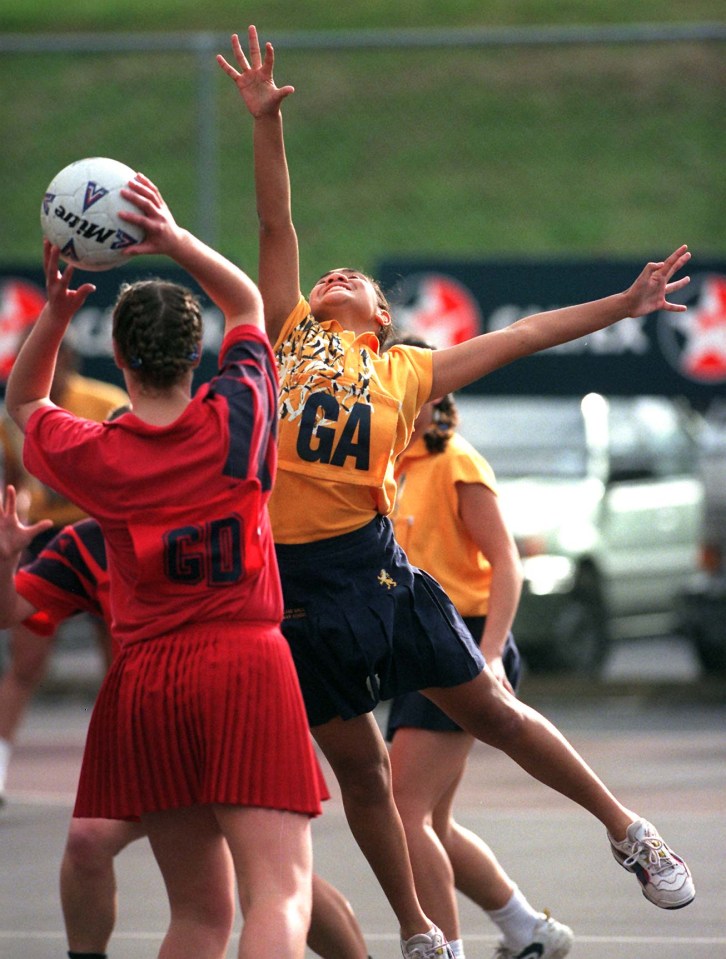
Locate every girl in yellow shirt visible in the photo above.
<box><xmin>218</xmin><ymin>26</ymin><xmax>695</xmax><ymax>959</ymax></box>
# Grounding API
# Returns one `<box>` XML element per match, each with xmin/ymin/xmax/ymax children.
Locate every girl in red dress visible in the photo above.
<box><xmin>5</xmin><ymin>174</ymin><xmax>326</xmax><ymax>959</ymax></box>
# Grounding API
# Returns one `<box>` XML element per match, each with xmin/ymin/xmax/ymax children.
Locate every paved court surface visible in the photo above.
<box><xmin>1</xmin><ymin>635</ymin><xmax>725</xmax><ymax>958</ymax></box>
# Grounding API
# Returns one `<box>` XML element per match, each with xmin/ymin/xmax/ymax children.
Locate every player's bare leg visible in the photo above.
<box><xmin>424</xmin><ymin>669</ymin><xmax>638</xmax><ymax>838</ymax></box>
<box><xmin>0</xmin><ymin>624</ymin><xmax>54</xmax><ymax>798</ymax></box>
<box><xmin>308</xmin><ymin>873</ymin><xmax>370</xmax><ymax>959</ymax></box>
<box><xmin>432</xmin><ymin>775</ymin><xmax>517</xmax><ymax>912</ymax></box>
<box><xmin>61</xmin><ymin>818</ymin><xmax>146</xmax><ymax>953</ymax></box>
<box><xmin>217</xmin><ymin>804</ymin><xmax>312</xmax><ymax>959</ymax></box>
<box><xmin>143</xmin><ymin>805</ymin><xmax>236</xmax><ymax>959</ymax></box>
<box><xmin>312</xmin><ymin>713</ymin><xmax>435</xmax><ymax>942</ymax></box>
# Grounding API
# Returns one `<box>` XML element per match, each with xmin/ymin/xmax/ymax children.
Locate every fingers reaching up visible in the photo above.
<box><xmin>217</xmin><ymin>25</ymin><xmax>295</xmax><ymax>117</ymax></box>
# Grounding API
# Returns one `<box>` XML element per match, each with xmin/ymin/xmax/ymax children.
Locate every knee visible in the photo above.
<box><xmin>470</xmin><ymin>696</ymin><xmax>527</xmax><ymax>749</ymax></box>
<box><xmin>287</xmin><ymin>889</ymin><xmax>313</xmax><ymax>943</ymax></box>
<box><xmin>192</xmin><ymin>893</ymin><xmax>236</xmax><ymax>935</ymax></box>
<box><xmin>339</xmin><ymin>750</ymin><xmax>392</xmax><ymax>807</ymax></box>
<box><xmin>64</xmin><ymin>823</ymin><xmax>113</xmax><ymax>876</ymax></box>
<box><xmin>239</xmin><ymin>884</ymin><xmax>311</xmax><ymax>939</ymax></box>
<box><xmin>391</xmin><ymin>778</ymin><xmax>430</xmax><ymax>829</ymax></box>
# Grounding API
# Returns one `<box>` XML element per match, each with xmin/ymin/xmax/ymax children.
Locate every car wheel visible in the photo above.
<box><xmin>691</xmin><ymin>626</ymin><xmax>726</xmax><ymax>675</ymax></box>
<box><xmin>531</xmin><ymin>573</ymin><xmax>610</xmax><ymax>676</ymax></box>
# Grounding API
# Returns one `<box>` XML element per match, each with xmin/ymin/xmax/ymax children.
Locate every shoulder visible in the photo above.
<box><xmin>217</xmin><ymin>324</ymin><xmax>277</xmax><ymax>387</ymax></box>
<box><xmin>273</xmin><ymin>297</ymin><xmax>315</xmax><ymax>352</ymax></box>
<box><xmin>448</xmin><ymin>433</ymin><xmax>498</xmax><ymax>491</ymax></box>
<box><xmin>220</xmin><ymin>322</ymin><xmax>272</xmax><ymax>357</ymax></box>
<box><xmin>379</xmin><ymin>343</ymin><xmax>434</xmax><ymax>401</ymax></box>
<box><xmin>384</xmin><ymin>342</ymin><xmax>433</xmax><ymax>373</ymax></box>
<box><xmin>28</xmin><ymin>403</ymin><xmax>103</xmax><ymax>437</ymax></box>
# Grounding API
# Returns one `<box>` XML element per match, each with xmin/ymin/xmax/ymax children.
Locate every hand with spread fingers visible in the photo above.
<box><xmin>217</xmin><ymin>24</ymin><xmax>295</xmax><ymax>118</ymax></box>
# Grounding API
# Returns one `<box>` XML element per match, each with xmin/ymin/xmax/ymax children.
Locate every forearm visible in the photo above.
<box><xmin>254</xmin><ymin>112</ymin><xmax>294</xmax><ymax>231</ymax></box>
<box><xmin>5</xmin><ymin>306</ymin><xmax>64</xmax><ymax>427</ymax></box>
<box><xmin>0</xmin><ymin>559</ymin><xmax>28</xmax><ymax>629</ymax></box>
<box><xmin>479</xmin><ymin>565</ymin><xmax>522</xmax><ymax>662</ymax></box>
<box><xmin>506</xmin><ymin>290</ymin><xmax>632</xmax><ymax>354</ymax></box>
<box><xmin>167</xmin><ymin>229</ymin><xmax>262</xmax><ymax>330</ymax></box>
<box><xmin>431</xmin><ymin>290</ymin><xmax>631</xmax><ymax>398</ymax></box>
<box><xmin>252</xmin><ymin>111</ymin><xmax>301</xmax><ymax>336</ymax></box>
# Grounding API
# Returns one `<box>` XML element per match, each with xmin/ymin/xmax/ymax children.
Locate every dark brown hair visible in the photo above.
<box><xmin>112</xmin><ymin>279</ymin><xmax>202</xmax><ymax>390</ymax></box>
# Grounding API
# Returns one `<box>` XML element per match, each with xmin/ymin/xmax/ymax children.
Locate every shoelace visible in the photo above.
<box><xmin>622</xmin><ymin>835</ymin><xmax>674</xmax><ymax>873</ymax></box>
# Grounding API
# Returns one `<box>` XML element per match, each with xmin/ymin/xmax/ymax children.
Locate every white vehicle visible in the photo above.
<box><xmin>678</xmin><ymin>403</ymin><xmax>726</xmax><ymax>674</ymax></box>
<box><xmin>456</xmin><ymin>393</ymin><xmax>705</xmax><ymax>675</ymax></box>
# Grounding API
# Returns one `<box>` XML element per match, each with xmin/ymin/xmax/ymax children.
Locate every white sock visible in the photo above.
<box><xmin>487</xmin><ymin>886</ymin><xmax>542</xmax><ymax>950</ymax></box>
<box><xmin>0</xmin><ymin>737</ymin><xmax>12</xmax><ymax>793</ymax></box>
<box><xmin>448</xmin><ymin>939</ymin><xmax>465</xmax><ymax>959</ymax></box>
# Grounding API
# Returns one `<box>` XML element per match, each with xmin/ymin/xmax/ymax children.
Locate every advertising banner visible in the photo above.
<box><xmin>2</xmin><ymin>257</ymin><xmax>725</xmax><ymax>412</ymax></box>
<box><xmin>0</xmin><ymin>264</ymin><xmax>223</xmax><ymax>397</ymax></box>
<box><xmin>377</xmin><ymin>257</ymin><xmax>726</xmax><ymax>411</ymax></box>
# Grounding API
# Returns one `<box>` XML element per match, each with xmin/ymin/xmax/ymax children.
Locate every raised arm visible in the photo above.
<box><xmin>7</xmin><ymin>174</ymin><xmax>263</xmax><ymax>430</ymax></box>
<box><xmin>5</xmin><ymin>242</ymin><xmax>96</xmax><ymax>431</ymax></box>
<box><xmin>430</xmin><ymin>245</ymin><xmax>691</xmax><ymax>399</ymax></box>
<box><xmin>0</xmin><ymin>486</ymin><xmax>51</xmax><ymax>628</ymax></box>
<box><xmin>217</xmin><ymin>25</ymin><xmax>301</xmax><ymax>343</ymax></box>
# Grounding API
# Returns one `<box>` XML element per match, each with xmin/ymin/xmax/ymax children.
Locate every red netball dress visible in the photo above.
<box><xmin>23</xmin><ymin>324</ymin><xmax>326</xmax><ymax>820</ymax></box>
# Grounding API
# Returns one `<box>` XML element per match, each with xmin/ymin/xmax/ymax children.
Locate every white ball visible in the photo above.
<box><xmin>40</xmin><ymin>157</ymin><xmax>145</xmax><ymax>272</ymax></box>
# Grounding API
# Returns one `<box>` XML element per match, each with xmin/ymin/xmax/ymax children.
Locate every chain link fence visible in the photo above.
<box><xmin>1</xmin><ymin>24</ymin><xmax>724</xmax><ymax>283</ymax></box>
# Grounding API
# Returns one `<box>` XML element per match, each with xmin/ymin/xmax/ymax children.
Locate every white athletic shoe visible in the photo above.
<box><xmin>401</xmin><ymin>926</ymin><xmax>454</xmax><ymax>959</ymax></box>
<box><xmin>609</xmin><ymin>818</ymin><xmax>695</xmax><ymax>909</ymax></box>
<box><xmin>492</xmin><ymin>911</ymin><xmax>574</xmax><ymax>959</ymax></box>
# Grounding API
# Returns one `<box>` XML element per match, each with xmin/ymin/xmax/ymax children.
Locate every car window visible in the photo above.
<box><xmin>608</xmin><ymin>398</ymin><xmax>696</xmax><ymax>480</ymax></box>
<box><xmin>456</xmin><ymin>396</ymin><xmax>588</xmax><ymax>479</ymax></box>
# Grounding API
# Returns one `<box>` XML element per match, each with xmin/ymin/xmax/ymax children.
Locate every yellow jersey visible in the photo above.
<box><xmin>270</xmin><ymin>298</ymin><xmax>433</xmax><ymax>543</ymax></box>
<box><xmin>392</xmin><ymin>431</ymin><xmax>497</xmax><ymax>617</ymax></box>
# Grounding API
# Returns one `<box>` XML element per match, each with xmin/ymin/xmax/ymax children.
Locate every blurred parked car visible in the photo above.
<box><xmin>456</xmin><ymin>393</ymin><xmax>704</xmax><ymax>675</ymax></box>
<box><xmin>678</xmin><ymin>403</ymin><xmax>726</xmax><ymax>675</ymax></box>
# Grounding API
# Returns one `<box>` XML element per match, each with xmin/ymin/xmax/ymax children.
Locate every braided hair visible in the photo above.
<box><xmin>388</xmin><ymin>333</ymin><xmax>459</xmax><ymax>454</ymax></box>
<box><xmin>112</xmin><ymin>279</ymin><xmax>202</xmax><ymax>390</ymax></box>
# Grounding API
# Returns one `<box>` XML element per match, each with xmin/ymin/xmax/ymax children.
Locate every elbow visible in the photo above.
<box><xmin>509</xmin><ymin>550</ymin><xmax>525</xmax><ymax>593</ymax></box>
<box><xmin>3</xmin><ymin>398</ymin><xmax>23</xmax><ymax>430</ymax></box>
<box><xmin>3</xmin><ymin>379</ymin><xmax>29</xmax><ymax>429</ymax></box>
<box><xmin>258</xmin><ymin>214</ymin><xmax>295</xmax><ymax>240</ymax></box>
<box><xmin>4</xmin><ymin>399</ymin><xmax>41</xmax><ymax>434</ymax></box>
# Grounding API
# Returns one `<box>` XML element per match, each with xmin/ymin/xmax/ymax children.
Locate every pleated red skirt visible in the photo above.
<box><xmin>74</xmin><ymin>621</ymin><xmax>328</xmax><ymax>820</ymax></box>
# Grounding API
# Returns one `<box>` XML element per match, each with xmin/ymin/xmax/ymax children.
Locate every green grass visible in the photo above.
<box><xmin>1</xmin><ymin>3</ymin><xmax>724</xmax><ymax>287</ymax></box>
<box><xmin>2</xmin><ymin>0</ymin><xmax>724</xmax><ymax>31</ymax></box>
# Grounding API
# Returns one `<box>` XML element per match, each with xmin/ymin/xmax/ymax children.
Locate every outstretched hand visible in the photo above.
<box><xmin>626</xmin><ymin>245</ymin><xmax>691</xmax><ymax>318</ymax></box>
<box><xmin>216</xmin><ymin>25</ymin><xmax>295</xmax><ymax>117</ymax></box>
<box><xmin>0</xmin><ymin>486</ymin><xmax>52</xmax><ymax>564</ymax></box>
<box><xmin>118</xmin><ymin>172</ymin><xmax>183</xmax><ymax>258</ymax></box>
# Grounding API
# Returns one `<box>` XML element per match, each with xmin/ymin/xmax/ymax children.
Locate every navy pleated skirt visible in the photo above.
<box><xmin>275</xmin><ymin>515</ymin><xmax>485</xmax><ymax>727</ymax></box>
<box><xmin>386</xmin><ymin>619</ymin><xmax>522</xmax><ymax>738</ymax></box>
